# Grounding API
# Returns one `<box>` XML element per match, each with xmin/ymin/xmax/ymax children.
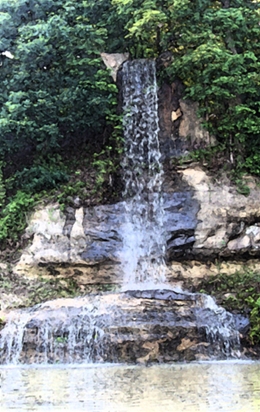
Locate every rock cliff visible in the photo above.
<box><xmin>13</xmin><ymin>165</ymin><xmax>260</xmax><ymax>290</ymax></box>
<box><xmin>2</xmin><ymin>61</ymin><xmax>260</xmax><ymax>308</ymax></box>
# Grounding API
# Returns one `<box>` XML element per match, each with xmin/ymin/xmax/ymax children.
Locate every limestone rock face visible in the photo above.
<box><xmin>14</xmin><ymin>190</ymin><xmax>199</xmax><ymax>282</ymax></box>
<box><xmin>21</xmin><ymin>204</ymin><xmax>70</xmax><ymax>265</ymax></box>
<box><xmin>181</xmin><ymin>168</ymin><xmax>260</xmax><ymax>257</ymax></box>
<box><xmin>14</xmin><ymin>166</ymin><xmax>260</xmax><ymax>286</ymax></box>
<box><xmin>179</xmin><ymin>100</ymin><xmax>216</xmax><ymax>148</ymax></box>
<box><xmin>101</xmin><ymin>52</ymin><xmax>129</xmax><ymax>81</ymax></box>
<box><xmin>16</xmin><ymin>203</ymin><xmax>125</xmax><ymax>282</ymax></box>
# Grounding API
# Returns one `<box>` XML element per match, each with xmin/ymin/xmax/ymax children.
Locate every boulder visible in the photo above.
<box><xmin>101</xmin><ymin>52</ymin><xmax>129</xmax><ymax>81</ymax></box>
<box><xmin>181</xmin><ymin>167</ymin><xmax>260</xmax><ymax>258</ymax></box>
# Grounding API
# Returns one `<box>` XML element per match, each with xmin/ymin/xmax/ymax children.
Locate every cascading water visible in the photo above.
<box><xmin>0</xmin><ymin>312</ymin><xmax>31</xmax><ymax>364</ymax></box>
<box><xmin>0</xmin><ymin>300</ymin><xmax>107</xmax><ymax>365</ymax></box>
<box><xmin>120</xmin><ymin>60</ymin><xmax>167</xmax><ymax>289</ymax></box>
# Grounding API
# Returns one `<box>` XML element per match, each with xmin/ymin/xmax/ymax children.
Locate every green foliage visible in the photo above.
<box><xmin>0</xmin><ymin>162</ymin><xmax>6</xmax><ymax>208</ymax></box>
<box><xmin>0</xmin><ymin>0</ymin><xmax>120</xmax><ymax>246</ymax></box>
<box><xmin>197</xmin><ymin>270</ymin><xmax>260</xmax><ymax>344</ymax></box>
<box><xmin>235</xmin><ymin>178</ymin><xmax>250</xmax><ymax>196</ymax></box>
<box><xmin>13</xmin><ymin>164</ymin><xmax>69</xmax><ymax>193</ymax></box>
<box><xmin>0</xmin><ymin>0</ymin><xmax>118</xmax><ymax>164</ymax></box>
<box><xmin>112</xmin><ymin>0</ymin><xmax>260</xmax><ymax>175</ymax></box>
<box><xmin>56</xmin><ymin>180</ymin><xmax>86</xmax><ymax>209</ymax></box>
<box><xmin>177</xmin><ymin>143</ymin><xmax>227</xmax><ymax>165</ymax></box>
<box><xmin>93</xmin><ymin>151</ymin><xmax>115</xmax><ymax>187</ymax></box>
<box><xmin>112</xmin><ymin>0</ymin><xmax>171</xmax><ymax>56</ymax></box>
<box><xmin>163</xmin><ymin>0</ymin><xmax>260</xmax><ymax>174</ymax></box>
<box><xmin>247</xmin><ymin>297</ymin><xmax>260</xmax><ymax>344</ymax></box>
<box><xmin>0</xmin><ymin>0</ymin><xmax>259</xmax><ymax>246</ymax></box>
<box><xmin>0</xmin><ymin>191</ymin><xmax>35</xmax><ymax>243</ymax></box>
<box><xmin>0</xmin><ymin>0</ymin><xmax>118</xmax><ymax>153</ymax></box>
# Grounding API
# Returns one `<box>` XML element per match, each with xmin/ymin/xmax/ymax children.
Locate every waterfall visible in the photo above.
<box><xmin>120</xmin><ymin>60</ymin><xmax>167</xmax><ymax>289</ymax></box>
<box><xmin>0</xmin><ymin>59</ymin><xmax>242</xmax><ymax>365</ymax></box>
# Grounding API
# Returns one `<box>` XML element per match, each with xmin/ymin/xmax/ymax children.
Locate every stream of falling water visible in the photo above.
<box><xmin>120</xmin><ymin>60</ymin><xmax>167</xmax><ymax>289</ymax></box>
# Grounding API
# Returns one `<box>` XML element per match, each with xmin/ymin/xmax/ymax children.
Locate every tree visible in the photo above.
<box><xmin>112</xmin><ymin>0</ymin><xmax>171</xmax><ymax>56</ymax></box>
<box><xmin>113</xmin><ymin>0</ymin><xmax>260</xmax><ymax>173</ymax></box>
<box><xmin>0</xmin><ymin>0</ymin><xmax>117</xmax><ymax>187</ymax></box>
<box><xmin>0</xmin><ymin>0</ymin><xmax>121</xmax><ymax>244</ymax></box>
<box><xmin>165</xmin><ymin>0</ymin><xmax>260</xmax><ymax>172</ymax></box>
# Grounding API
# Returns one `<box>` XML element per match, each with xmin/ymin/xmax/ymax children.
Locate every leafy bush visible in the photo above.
<box><xmin>13</xmin><ymin>165</ymin><xmax>69</xmax><ymax>193</ymax></box>
<box><xmin>0</xmin><ymin>191</ymin><xmax>35</xmax><ymax>243</ymax></box>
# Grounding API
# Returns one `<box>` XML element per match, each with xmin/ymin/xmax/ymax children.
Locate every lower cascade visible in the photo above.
<box><xmin>0</xmin><ymin>60</ymin><xmax>243</xmax><ymax>364</ymax></box>
<box><xmin>0</xmin><ymin>291</ymin><xmax>240</xmax><ymax>364</ymax></box>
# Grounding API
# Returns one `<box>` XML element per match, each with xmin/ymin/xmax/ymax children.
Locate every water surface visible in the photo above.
<box><xmin>1</xmin><ymin>361</ymin><xmax>260</xmax><ymax>411</ymax></box>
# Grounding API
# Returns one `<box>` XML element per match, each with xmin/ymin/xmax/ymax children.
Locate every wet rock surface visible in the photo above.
<box><xmin>0</xmin><ymin>290</ymin><xmax>241</xmax><ymax>365</ymax></box>
<box><xmin>14</xmin><ymin>186</ymin><xmax>199</xmax><ymax>280</ymax></box>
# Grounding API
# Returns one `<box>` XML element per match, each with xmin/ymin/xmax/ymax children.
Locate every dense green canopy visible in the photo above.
<box><xmin>0</xmin><ymin>0</ymin><xmax>117</xmax><ymax>178</ymax></box>
<box><xmin>0</xmin><ymin>0</ymin><xmax>259</xmax><ymax>243</ymax></box>
<box><xmin>111</xmin><ymin>0</ymin><xmax>260</xmax><ymax>173</ymax></box>
<box><xmin>0</xmin><ymin>0</ymin><xmax>120</xmax><ymax>243</ymax></box>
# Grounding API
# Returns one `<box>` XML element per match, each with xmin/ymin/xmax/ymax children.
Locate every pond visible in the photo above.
<box><xmin>1</xmin><ymin>361</ymin><xmax>260</xmax><ymax>411</ymax></box>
